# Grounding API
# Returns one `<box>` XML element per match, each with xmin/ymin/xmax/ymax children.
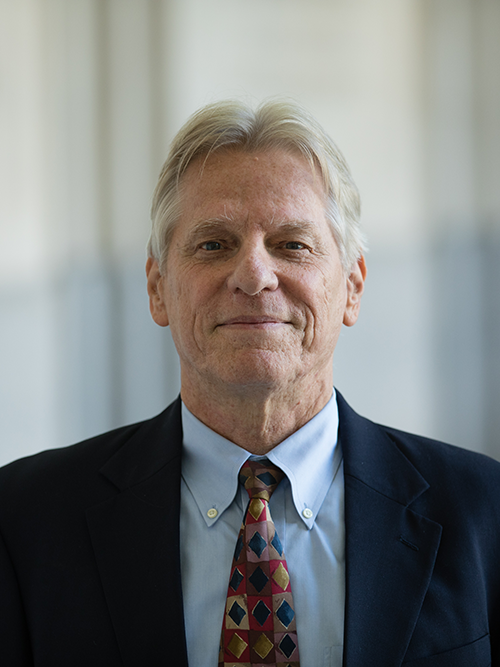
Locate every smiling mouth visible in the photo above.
<box><xmin>218</xmin><ymin>316</ymin><xmax>289</xmax><ymax>329</ymax></box>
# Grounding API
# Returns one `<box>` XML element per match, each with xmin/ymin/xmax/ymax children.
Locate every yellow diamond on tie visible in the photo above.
<box><xmin>272</xmin><ymin>562</ymin><xmax>290</xmax><ymax>590</ymax></box>
<box><xmin>249</xmin><ymin>498</ymin><xmax>265</xmax><ymax>520</ymax></box>
<box><xmin>254</xmin><ymin>632</ymin><xmax>274</xmax><ymax>658</ymax></box>
<box><xmin>227</xmin><ymin>633</ymin><xmax>248</xmax><ymax>659</ymax></box>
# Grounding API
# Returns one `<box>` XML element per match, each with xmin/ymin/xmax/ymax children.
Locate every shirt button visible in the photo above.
<box><xmin>302</xmin><ymin>508</ymin><xmax>313</xmax><ymax>519</ymax></box>
<box><xmin>207</xmin><ymin>508</ymin><xmax>218</xmax><ymax>519</ymax></box>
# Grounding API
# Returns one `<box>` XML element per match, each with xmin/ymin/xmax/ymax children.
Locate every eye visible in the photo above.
<box><xmin>284</xmin><ymin>241</ymin><xmax>306</xmax><ymax>250</ymax></box>
<box><xmin>200</xmin><ymin>241</ymin><xmax>223</xmax><ymax>251</ymax></box>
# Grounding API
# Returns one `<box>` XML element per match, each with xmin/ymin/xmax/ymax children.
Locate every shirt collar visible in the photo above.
<box><xmin>181</xmin><ymin>390</ymin><xmax>341</xmax><ymax>529</ymax></box>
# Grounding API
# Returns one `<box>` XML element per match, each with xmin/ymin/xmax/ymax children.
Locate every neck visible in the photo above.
<box><xmin>180</xmin><ymin>374</ymin><xmax>333</xmax><ymax>455</ymax></box>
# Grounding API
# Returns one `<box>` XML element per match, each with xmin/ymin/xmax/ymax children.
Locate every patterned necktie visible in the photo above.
<box><xmin>219</xmin><ymin>459</ymin><xmax>300</xmax><ymax>666</ymax></box>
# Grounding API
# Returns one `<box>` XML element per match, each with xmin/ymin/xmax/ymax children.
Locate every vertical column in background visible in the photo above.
<box><xmin>102</xmin><ymin>0</ymin><xmax>181</xmax><ymax>428</ymax></box>
<box><xmin>42</xmin><ymin>0</ymin><xmax>116</xmax><ymax>446</ymax></box>
<box><xmin>0</xmin><ymin>0</ymin><xmax>56</xmax><ymax>464</ymax></box>
<box><xmin>47</xmin><ymin>0</ymin><xmax>180</xmax><ymax>450</ymax></box>
<box><xmin>423</xmin><ymin>0</ymin><xmax>486</xmax><ymax>453</ymax></box>
<box><xmin>475</xmin><ymin>0</ymin><xmax>500</xmax><ymax>458</ymax></box>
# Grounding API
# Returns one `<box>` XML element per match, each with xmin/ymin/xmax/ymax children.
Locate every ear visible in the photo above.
<box><xmin>343</xmin><ymin>255</ymin><xmax>367</xmax><ymax>327</ymax></box>
<box><xmin>146</xmin><ymin>257</ymin><xmax>169</xmax><ymax>327</ymax></box>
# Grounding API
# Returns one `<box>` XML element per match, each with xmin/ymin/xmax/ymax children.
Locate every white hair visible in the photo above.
<box><xmin>148</xmin><ymin>99</ymin><xmax>366</xmax><ymax>272</ymax></box>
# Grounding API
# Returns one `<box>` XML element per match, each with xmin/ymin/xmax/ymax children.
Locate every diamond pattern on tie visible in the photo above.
<box><xmin>248</xmin><ymin>531</ymin><xmax>267</xmax><ymax>557</ymax></box>
<box><xmin>276</xmin><ymin>599</ymin><xmax>295</xmax><ymax>628</ymax></box>
<box><xmin>227</xmin><ymin>633</ymin><xmax>247</xmax><ymax>659</ymax></box>
<box><xmin>256</xmin><ymin>471</ymin><xmax>277</xmax><ymax>486</ymax></box>
<box><xmin>229</xmin><ymin>568</ymin><xmax>244</xmax><ymax>593</ymax></box>
<box><xmin>254</xmin><ymin>633</ymin><xmax>273</xmax><ymax>658</ymax></box>
<box><xmin>248</xmin><ymin>566</ymin><xmax>268</xmax><ymax>593</ymax></box>
<box><xmin>252</xmin><ymin>600</ymin><xmax>271</xmax><ymax>626</ymax></box>
<box><xmin>248</xmin><ymin>498</ymin><xmax>265</xmax><ymax>521</ymax></box>
<box><xmin>271</xmin><ymin>531</ymin><xmax>283</xmax><ymax>557</ymax></box>
<box><xmin>219</xmin><ymin>459</ymin><xmax>300</xmax><ymax>666</ymax></box>
<box><xmin>229</xmin><ymin>601</ymin><xmax>247</xmax><ymax>626</ymax></box>
<box><xmin>279</xmin><ymin>633</ymin><xmax>297</xmax><ymax>659</ymax></box>
<box><xmin>272</xmin><ymin>562</ymin><xmax>290</xmax><ymax>591</ymax></box>
<box><xmin>234</xmin><ymin>535</ymin><xmax>244</xmax><ymax>561</ymax></box>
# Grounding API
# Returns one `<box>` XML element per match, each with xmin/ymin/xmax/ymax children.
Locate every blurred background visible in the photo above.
<box><xmin>1</xmin><ymin>0</ymin><xmax>499</xmax><ymax>466</ymax></box>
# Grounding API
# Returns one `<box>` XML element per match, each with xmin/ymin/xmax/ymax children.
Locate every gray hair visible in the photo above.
<box><xmin>148</xmin><ymin>99</ymin><xmax>366</xmax><ymax>272</ymax></box>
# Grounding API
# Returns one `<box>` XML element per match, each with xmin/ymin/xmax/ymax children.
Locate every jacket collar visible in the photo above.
<box><xmin>99</xmin><ymin>397</ymin><xmax>183</xmax><ymax>496</ymax></box>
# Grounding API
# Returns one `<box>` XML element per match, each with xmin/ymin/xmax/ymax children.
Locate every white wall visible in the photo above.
<box><xmin>1</xmin><ymin>0</ymin><xmax>499</xmax><ymax>465</ymax></box>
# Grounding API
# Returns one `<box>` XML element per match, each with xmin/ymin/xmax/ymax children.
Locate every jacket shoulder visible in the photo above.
<box><xmin>337</xmin><ymin>389</ymin><xmax>500</xmax><ymax>483</ymax></box>
<box><xmin>382</xmin><ymin>423</ymin><xmax>500</xmax><ymax>488</ymax></box>
<box><xmin>336</xmin><ymin>389</ymin><xmax>500</xmax><ymax>516</ymax></box>
<box><xmin>0</xmin><ymin>420</ymin><xmax>145</xmax><ymax>488</ymax></box>
<box><xmin>0</xmin><ymin>399</ymin><xmax>182</xmax><ymax>510</ymax></box>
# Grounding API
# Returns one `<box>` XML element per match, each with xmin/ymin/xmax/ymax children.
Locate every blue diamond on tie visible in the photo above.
<box><xmin>228</xmin><ymin>601</ymin><xmax>246</xmax><ymax>626</ymax></box>
<box><xmin>252</xmin><ymin>600</ymin><xmax>271</xmax><ymax>626</ymax></box>
<box><xmin>248</xmin><ymin>531</ymin><xmax>267</xmax><ymax>557</ymax></box>
<box><xmin>248</xmin><ymin>565</ymin><xmax>269</xmax><ymax>592</ymax></box>
<box><xmin>278</xmin><ymin>634</ymin><xmax>296</xmax><ymax>659</ymax></box>
<box><xmin>271</xmin><ymin>531</ymin><xmax>283</xmax><ymax>556</ymax></box>
<box><xmin>234</xmin><ymin>535</ymin><xmax>243</xmax><ymax>561</ymax></box>
<box><xmin>229</xmin><ymin>568</ymin><xmax>244</xmax><ymax>592</ymax></box>
<box><xmin>276</xmin><ymin>599</ymin><xmax>295</xmax><ymax>628</ymax></box>
<box><xmin>257</xmin><ymin>471</ymin><xmax>276</xmax><ymax>486</ymax></box>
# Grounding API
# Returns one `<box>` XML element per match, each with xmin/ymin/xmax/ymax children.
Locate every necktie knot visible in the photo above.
<box><xmin>239</xmin><ymin>459</ymin><xmax>285</xmax><ymax>503</ymax></box>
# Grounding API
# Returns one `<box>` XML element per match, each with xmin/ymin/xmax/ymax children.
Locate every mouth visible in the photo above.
<box><xmin>218</xmin><ymin>316</ymin><xmax>290</xmax><ymax>329</ymax></box>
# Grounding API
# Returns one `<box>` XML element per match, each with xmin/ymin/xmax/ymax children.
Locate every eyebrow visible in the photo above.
<box><xmin>269</xmin><ymin>219</ymin><xmax>323</xmax><ymax>235</ymax></box>
<box><xmin>187</xmin><ymin>217</ymin><xmax>322</xmax><ymax>236</ymax></box>
<box><xmin>189</xmin><ymin>217</ymin><xmax>234</xmax><ymax>232</ymax></box>
<box><xmin>183</xmin><ymin>218</ymin><xmax>237</xmax><ymax>243</ymax></box>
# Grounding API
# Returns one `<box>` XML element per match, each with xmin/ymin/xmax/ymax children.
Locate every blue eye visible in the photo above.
<box><xmin>284</xmin><ymin>241</ymin><xmax>305</xmax><ymax>250</ymax></box>
<box><xmin>202</xmin><ymin>241</ymin><xmax>222</xmax><ymax>251</ymax></box>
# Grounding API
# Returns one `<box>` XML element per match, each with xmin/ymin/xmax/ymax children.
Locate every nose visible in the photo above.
<box><xmin>226</xmin><ymin>242</ymin><xmax>279</xmax><ymax>295</ymax></box>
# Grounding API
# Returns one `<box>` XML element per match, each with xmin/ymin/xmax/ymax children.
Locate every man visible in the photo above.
<box><xmin>0</xmin><ymin>100</ymin><xmax>499</xmax><ymax>667</ymax></box>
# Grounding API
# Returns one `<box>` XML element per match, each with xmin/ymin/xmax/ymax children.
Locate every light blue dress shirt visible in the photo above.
<box><xmin>180</xmin><ymin>390</ymin><xmax>345</xmax><ymax>667</ymax></box>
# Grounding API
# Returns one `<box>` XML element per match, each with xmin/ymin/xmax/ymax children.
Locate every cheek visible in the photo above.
<box><xmin>305</xmin><ymin>272</ymin><xmax>347</xmax><ymax>334</ymax></box>
<box><xmin>162</xmin><ymin>274</ymin><xmax>192</xmax><ymax>334</ymax></box>
<box><xmin>165</xmin><ymin>269</ymin><xmax>217</xmax><ymax>340</ymax></box>
<box><xmin>307</xmin><ymin>268</ymin><xmax>346</xmax><ymax>312</ymax></box>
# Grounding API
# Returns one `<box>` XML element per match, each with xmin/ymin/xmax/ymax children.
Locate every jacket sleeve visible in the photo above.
<box><xmin>0</xmin><ymin>528</ymin><xmax>33</xmax><ymax>666</ymax></box>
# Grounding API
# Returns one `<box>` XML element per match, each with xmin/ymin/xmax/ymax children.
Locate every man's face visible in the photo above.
<box><xmin>147</xmin><ymin>148</ymin><xmax>364</xmax><ymax>397</ymax></box>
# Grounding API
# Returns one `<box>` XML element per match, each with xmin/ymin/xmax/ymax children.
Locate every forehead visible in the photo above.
<box><xmin>178</xmin><ymin>148</ymin><xmax>327</xmax><ymax>223</ymax></box>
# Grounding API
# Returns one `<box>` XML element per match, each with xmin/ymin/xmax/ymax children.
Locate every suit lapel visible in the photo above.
<box><xmin>86</xmin><ymin>399</ymin><xmax>189</xmax><ymax>667</ymax></box>
<box><xmin>337</xmin><ymin>393</ymin><xmax>442</xmax><ymax>667</ymax></box>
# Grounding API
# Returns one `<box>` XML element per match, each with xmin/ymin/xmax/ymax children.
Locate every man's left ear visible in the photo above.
<box><xmin>343</xmin><ymin>255</ymin><xmax>367</xmax><ymax>327</ymax></box>
<box><xmin>146</xmin><ymin>257</ymin><xmax>170</xmax><ymax>327</ymax></box>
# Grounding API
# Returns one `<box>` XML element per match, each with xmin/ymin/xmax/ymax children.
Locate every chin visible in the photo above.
<box><xmin>210</xmin><ymin>350</ymin><xmax>298</xmax><ymax>390</ymax></box>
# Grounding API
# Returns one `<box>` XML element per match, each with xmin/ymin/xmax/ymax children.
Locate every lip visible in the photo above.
<box><xmin>218</xmin><ymin>316</ymin><xmax>289</xmax><ymax>328</ymax></box>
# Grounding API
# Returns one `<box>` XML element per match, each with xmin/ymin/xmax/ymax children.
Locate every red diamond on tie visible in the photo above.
<box><xmin>219</xmin><ymin>459</ymin><xmax>300</xmax><ymax>667</ymax></box>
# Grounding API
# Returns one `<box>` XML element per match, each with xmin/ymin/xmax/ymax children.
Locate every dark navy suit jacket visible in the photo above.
<box><xmin>1</xmin><ymin>392</ymin><xmax>499</xmax><ymax>666</ymax></box>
